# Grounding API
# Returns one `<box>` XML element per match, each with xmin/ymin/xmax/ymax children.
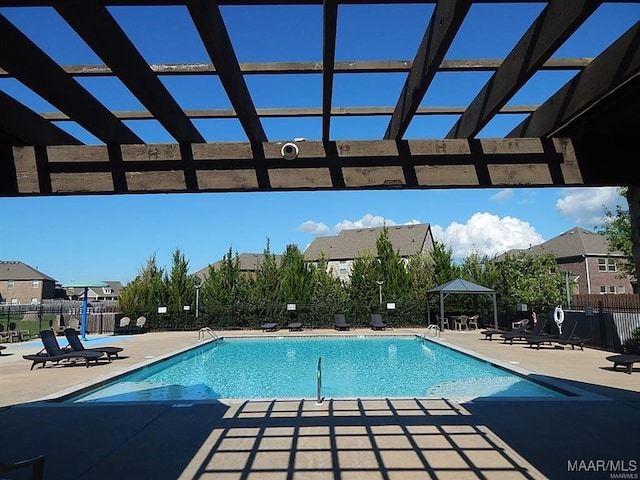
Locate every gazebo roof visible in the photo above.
<box><xmin>428</xmin><ymin>278</ymin><xmax>495</xmax><ymax>294</ymax></box>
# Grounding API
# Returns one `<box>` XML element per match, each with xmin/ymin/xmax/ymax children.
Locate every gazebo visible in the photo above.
<box><xmin>427</xmin><ymin>278</ymin><xmax>498</xmax><ymax>330</ymax></box>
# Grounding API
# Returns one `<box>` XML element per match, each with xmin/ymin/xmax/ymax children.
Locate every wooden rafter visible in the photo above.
<box><xmin>385</xmin><ymin>0</ymin><xmax>472</xmax><ymax>140</ymax></box>
<box><xmin>446</xmin><ymin>0</ymin><xmax>602</xmax><ymax>139</ymax></box>
<box><xmin>0</xmin><ymin>14</ymin><xmax>142</xmax><ymax>145</ymax></box>
<box><xmin>54</xmin><ymin>0</ymin><xmax>205</xmax><ymax>144</ymax></box>
<box><xmin>187</xmin><ymin>0</ymin><xmax>267</xmax><ymax>143</ymax></box>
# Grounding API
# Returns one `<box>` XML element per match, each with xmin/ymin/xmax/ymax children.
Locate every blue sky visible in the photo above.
<box><xmin>0</xmin><ymin>3</ymin><xmax>636</xmax><ymax>285</ymax></box>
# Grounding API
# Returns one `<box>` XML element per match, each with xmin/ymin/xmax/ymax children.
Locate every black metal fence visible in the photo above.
<box><xmin>3</xmin><ymin>294</ymin><xmax>638</xmax><ymax>353</ymax></box>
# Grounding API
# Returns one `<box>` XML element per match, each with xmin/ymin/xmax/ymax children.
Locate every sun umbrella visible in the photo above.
<box><xmin>62</xmin><ymin>280</ymin><xmax>109</xmax><ymax>340</ymax></box>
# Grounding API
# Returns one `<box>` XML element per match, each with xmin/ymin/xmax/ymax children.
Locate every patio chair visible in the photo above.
<box><xmin>67</xmin><ymin>317</ymin><xmax>81</xmax><ymax>333</ymax></box>
<box><xmin>128</xmin><ymin>316</ymin><xmax>148</xmax><ymax>334</ymax></box>
<box><xmin>114</xmin><ymin>316</ymin><xmax>131</xmax><ymax>335</ymax></box>
<box><xmin>0</xmin><ymin>454</ymin><xmax>45</xmax><ymax>480</ymax></box>
<box><xmin>2</xmin><ymin>322</ymin><xmax>19</xmax><ymax>343</ymax></box>
<box><xmin>370</xmin><ymin>313</ymin><xmax>387</xmax><ymax>331</ymax></box>
<box><xmin>334</xmin><ymin>314</ymin><xmax>352</xmax><ymax>331</ymax></box>
<box><xmin>501</xmin><ymin>316</ymin><xmax>549</xmax><ymax>344</ymax></box>
<box><xmin>64</xmin><ymin>328</ymin><xmax>124</xmax><ymax>361</ymax></box>
<box><xmin>454</xmin><ymin>315</ymin><xmax>469</xmax><ymax>331</ymax></box>
<box><xmin>436</xmin><ymin>315</ymin><xmax>449</xmax><ymax>330</ymax></box>
<box><xmin>22</xmin><ymin>329</ymin><xmax>104</xmax><ymax>370</ymax></box>
<box><xmin>511</xmin><ymin>318</ymin><xmax>529</xmax><ymax>330</ymax></box>
<box><xmin>467</xmin><ymin>315</ymin><xmax>479</xmax><ymax>330</ymax></box>
<box><xmin>480</xmin><ymin>328</ymin><xmax>508</xmax><ymax>340</ymax></box>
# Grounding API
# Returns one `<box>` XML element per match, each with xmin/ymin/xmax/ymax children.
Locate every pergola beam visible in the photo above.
<box><xmin>0</xmin><ymin>92</ymin><xmax>82</xmax><ymax>146</ymax></box>
<box><xmin>509</xmin><ymin>21</ymin><xmax>640</xmax><ymax>138</ymax></box>
<box><xmin>0</xmin><ymin>14</ymin><xmax>142</xmax><ymax>145</ymax></box>
<box><xmin>385</xmin><ymin>0</ymin><xmax>471</xmax><ymax>139</ymax></box>
<box><xmin>187</xmin><ymin>0</ymin><xmax>267</xmax><ymax>143</ymax></box>
<box><xmin>0</xmin><ymin>58</ymin><xmax>592</xmax><ymax>78</ymax></box>
<box><xmin>5</xmin><ymin>138</ymin><xmax>585</xmax><ymax>196</ymax></box>
<box><xmin>55</xmin><ymin>1</ymin><xmax>205</xmax><ymax>144</ymax></box>
<box><xmin>446</xmin><ymin>0</ymin><xmax>602</xmax><ymax>139</ymax></box>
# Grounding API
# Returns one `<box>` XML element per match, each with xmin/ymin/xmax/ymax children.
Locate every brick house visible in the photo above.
<box><xmin>304</xmin><ymin>224</ymin><xmax>435</xmax><ymax>282</ymax></box>
<box><xmin>0</xmin><ymin>261</ymin><xmax>57</xmax><ymax>305</ymax></box>
<box><xmin>503</xmin><ymin>227</ymin><xmax>635</xmax><ymax>296</ymax></box>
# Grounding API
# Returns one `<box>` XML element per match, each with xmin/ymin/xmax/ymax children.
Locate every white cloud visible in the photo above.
<box><xmin>489</xmin><ymin>188</ymin><xmax>514</xmax><ymax>201</ymax></box>
<box><xmin>299</xmin><ymin>220</ymin><xmax>330</xmax><ymax>235</ymax></box>
<box><xmin>556</xmin><ymin>187</ymin><xmax>624</xmax><ymax>226</ymax></box>
<box><xmin>431</xmin><ymin>212</ymin><xmax>544</xmax><ymax>260</ymax></box>
<box><xmin>334</xmin><ymin>214</ymin><xmax>396</xmax><ymax>232</ymax></box>
<box><xmin>299</xmin><ymin>215</ymin><xmax>422</xmax><ymax>238</ymax></box>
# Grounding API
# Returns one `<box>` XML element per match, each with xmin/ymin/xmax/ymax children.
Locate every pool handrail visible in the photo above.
<box><xmin>315</xmin><ymin>356</ymin><xmax>323</xmax><ymax>406</ymax></box>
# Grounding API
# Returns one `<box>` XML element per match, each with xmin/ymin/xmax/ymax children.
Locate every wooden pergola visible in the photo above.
<box><xmin>1</xmin><ymin>2</ymin><xmax>639</xmax><ymax>270</ymax></box>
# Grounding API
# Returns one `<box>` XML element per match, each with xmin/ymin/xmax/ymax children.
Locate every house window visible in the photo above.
<box><xmin>32</xmin><ymin>280</ymin><xmax>39</xmax><ymax>288</ymax></box>
<box><xmin>339</xmin><ymin>261</ymin><xmax>347</xmax><ymax>275</ymax></box>
<box><xmin>7</xmin><ymin>280</ymin><xmax>14</xmax><ymax>289</ymax></box>
<box><xmin>618</xmin><ymin>286</ymin><xmax>626</xmax><ymax>294</ymax></box>
<box><xmin>600</xmin><ymin>286</ymin><xmax>607</xmax><ymax>294</ymax></box>
<box><xmin>609</xmin><ymin>286</ymin><xmax>616</xmax><ymax>294</ymax></box>
<box><xmin>10</xmin><ymin>298</ymin><xmax>17</xmax><ymax>305</ymax></box>
<box><xmin>31</xmin><ymin>297</ymin><xmax>38</xmax><ymax>305</ymax></box>
<box><xmin>598</xmin><ymin>258</ymin><xmax>616</xmax><ymax>272</ymax></box>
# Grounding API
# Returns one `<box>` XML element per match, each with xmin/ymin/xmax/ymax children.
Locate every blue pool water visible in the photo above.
<box><xmin>69</xmin><ymin>336</ymin><xmax>565</xmax><ymax>403</ymax></box>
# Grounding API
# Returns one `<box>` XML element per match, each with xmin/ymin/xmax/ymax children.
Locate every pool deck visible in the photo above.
<box><xmin>1</xmin><ymin>327</ymin><xmax>639</xmax><ymax>479</ymax></box>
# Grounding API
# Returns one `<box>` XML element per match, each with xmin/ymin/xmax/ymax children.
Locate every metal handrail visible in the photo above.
<box><xmin>424</xmin><ymin>324</ymin><xmax>440</xmax><ymax>338</ymax></box>
<box><xmin>315</xmin><ymin>356</ymin><xmax>323</xmax><ymax>406</ymax></box>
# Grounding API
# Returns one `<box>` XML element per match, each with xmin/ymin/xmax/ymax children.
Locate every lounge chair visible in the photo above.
<box><xmin>556</xmin><ymin>323</ymin><xmax>588</xmax><ymax>350</ymax></box>
<box><xmin>480</xmin><ymin>328</ymin><xmax>508</xmax><ymax>341</ymax></box>
<box><xmin>0</xmin><ymin>455</ymin><xmax>45</xmax><ymax>480</ymax></box>
<box><xmin>22</xmin><ymin>330</ymin><xmax>104</xmax><ymax>370</ymax></box>
<box><xmin>606</xmin><ymin>354</ymin><xmax>640</xmax><ymax>374</ymax></box>
<box><xmin>261</xmin><ymin>322</ymin><xmax>278</xmax><ymax>332</ymax></box>
<box><xmin>527</xmin><ymin>317</ymin><xmax>583</xmax><ymax>350</ymax></box>
<box><xmin>334</xmin><ymin>314</ymin><xmax>351</xmax><ymax>331</ymax></box>
<box><xmin>287</xmin><ymin>322</ymin><xmax>303</xmax><ymax>331</ymax></box>
<box><xmin>370</xmin><ymin>314</ymin><xmax>387</xmax><ymax>331</ymax></box>
<box><xmin>64</xmin><ymin>328</ymin><xmax>124</xmax><ymax>361</ymax></box>
<box><xmin>114</xmin><ymin>316</ymin><xmax>131</xmax><ymax>335</ymax></box>
<box><xmin>501</xmin><ymin>316</ymin><xmax>549</xmax><ymax>344</ymax></box>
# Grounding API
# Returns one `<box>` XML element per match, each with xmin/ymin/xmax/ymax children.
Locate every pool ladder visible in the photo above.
<box><xmin>423</xmin><ymin>324</ymin><xmax>441</xmax><ymax>339</ymax></box>
<box><xmin>198</xmin><ymin>327</ymin><xmax>220</xmax><ymax>342</ymax></box>
<box><xmin>315</xmin><ymin>356</ymin><xmax>323</xmax><ymax>406</ymax></box>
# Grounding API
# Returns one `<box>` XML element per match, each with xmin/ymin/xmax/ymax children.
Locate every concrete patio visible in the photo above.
<box><xmin>1</xmin><ymin>328</ymin><xmax>638</xmax><ymax>479</ymax></box>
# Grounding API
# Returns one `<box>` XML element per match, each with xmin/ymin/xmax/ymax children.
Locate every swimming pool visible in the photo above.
<box><xmin>68</xmin><ymin>336</ymin><xmax>566</xmax><ymax>403</ymax></box>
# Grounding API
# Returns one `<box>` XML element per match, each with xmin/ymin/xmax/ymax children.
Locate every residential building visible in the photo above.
<box><xmin>304</xmin><ymin>224</ymin><xmax>435</xmax><ymax>282</ymax></box>
<box><xmin>502</xmin><ymin>227</ymin><xmax>635</xmax><ymax>296</ymax></box>
<box><xmin>0</xmin><ymin>261</ymin><xmax>57</xmax><ymax>305</ymax></box>
<box><xmin>193</xmin><ymin>253</ymin><xmax>283</xmax><ymax>281</ymax></box>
